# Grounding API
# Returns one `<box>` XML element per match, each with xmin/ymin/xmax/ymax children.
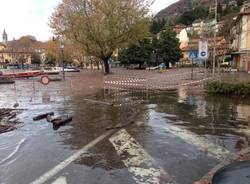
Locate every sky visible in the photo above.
<box><xmin>0</xmin><ymin>0</ymin><xmax>177</xmax><ymax>42</ymax></box>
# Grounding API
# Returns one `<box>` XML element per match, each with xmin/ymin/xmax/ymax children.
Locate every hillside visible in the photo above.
<box><xmin>155</xmin><ymin>0</ymin><xmax>237</xmax><ymax>20</ymax></box>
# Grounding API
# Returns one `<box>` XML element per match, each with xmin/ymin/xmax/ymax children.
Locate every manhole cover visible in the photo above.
<box><xmin>212</xmin><ymin>161</ymin><xmax>250</xmax><ymax>184</ymax></box>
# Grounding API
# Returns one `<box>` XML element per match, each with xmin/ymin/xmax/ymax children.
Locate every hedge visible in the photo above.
<box><xmin>205</xmin><ymin>81</ymin><xmax>250</xmax><ymax>96</ymax></box>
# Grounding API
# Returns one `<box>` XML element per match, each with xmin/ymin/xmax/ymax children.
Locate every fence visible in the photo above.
<box><xmin>104</xmin><ymin>71</ymin><xmax>211</xmax><ymax>91</ymax></box>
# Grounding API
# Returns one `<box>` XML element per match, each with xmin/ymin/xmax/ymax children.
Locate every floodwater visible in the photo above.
<box><xmin>0</xmin><ymin>71</ymin><xmax>250</xmax><ymax>184</ymax></box>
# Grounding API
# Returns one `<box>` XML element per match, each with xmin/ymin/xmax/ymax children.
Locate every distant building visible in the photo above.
<box><xmin>2</xmin><ymin>30</ymin><xmax>8</xmax><ymax>44</ymax></box>
<box><xmin>180</xmin><ymin>36</ymin><xmax>229</xmax><ymax>64</ymax></box>
<box><xmin>188</xmin><ymin>19</ymin><xmax>222</xmax><ymax>37</ymax></box>
<box><xmin>192</xmin><ymin>19</ymin><xmax>203</xmax><ymax>36</ymax></box>
<box><xmin>229</xmin><ymin>0</ymin><xmax>237</xmax><ymax>7</ymax></box>
<box><xmin>0</xmin><ymin>30</ymin><xmax>32</xmax><ymax>68</ymax></box>
<box><xmin>230</xmin><ymin>2</ymin><xmax>250</xmax><ymax>72</ymax></box>
<box><xmin>0</xmin><ymin>47</ymin><xmax>32</xmax><ymax>68</ymax></box>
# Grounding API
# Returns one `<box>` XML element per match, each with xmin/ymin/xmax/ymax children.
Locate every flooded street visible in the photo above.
<box><xmin>0</xmin><ymin>71</ymin><xmax>250</xmax><ymax>184</ymax></box>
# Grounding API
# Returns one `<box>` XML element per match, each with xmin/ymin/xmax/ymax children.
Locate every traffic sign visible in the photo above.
<box><xmin>41</xmin><ymin>76</ymin><xmax>50</xmax><ymax>85</ymax></box>
<box><xmin>189</xmin><ymin>51</ymin><xmax>197</xmax><ymax>59</ymax></box>
<box><xmin>199</xmin><ymin>40</ymin><xmax>208</xmax><ymax>59</ymax></box>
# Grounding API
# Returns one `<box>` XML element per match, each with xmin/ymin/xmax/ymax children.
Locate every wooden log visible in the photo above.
<box><xmin>46</xmin><ymin>115</ymin><xmax>54</xmax><ymax>122</ymax></box>
<box><xmin>52</xmin><ymin>116</ymin><xmax>73</xmax><ymax>127</ymax></box>
<box><xmin>33</xmin><ymin>112</ymin><xmax>55</xmax><ymax>121</ymax></box>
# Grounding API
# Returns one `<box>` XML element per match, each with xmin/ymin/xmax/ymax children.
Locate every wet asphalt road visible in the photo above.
<box><xmin>0</xmin><ymin>71</ymin><xmax>250</xmax><ymax>184</ymax></box>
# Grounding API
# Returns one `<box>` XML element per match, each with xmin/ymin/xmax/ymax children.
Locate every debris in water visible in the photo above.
<box><xmin>33</xmin><ymin>112</ymin><xmax>55</xmax><ymax>121</ymax></box>
<box><xmin>51</xmin><ymin>115</ymin><xmax>73</xmax><ymax>129</ymax></box>
<box><xmin>0</xmin><ymin>108</ymin><xmax>22</xmax><ymax>134</ymax></box>
<box><xmin>13</xmin><ymin>103</ymin><xmax>19</xmax><ymax>108</ymax></box>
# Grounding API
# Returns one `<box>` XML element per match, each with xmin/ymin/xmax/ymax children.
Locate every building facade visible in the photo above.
<box><xmin>180</xmin><ymin>36</ymin><xmax>229</xmax><ymax>64</ymax></box>
<box><xmin>231</xmin><ymin>3</ymin><xmax>250</xmax><ymax>72</ymax></box>
<box><xmin>0</xmin><ymin>30</ymin><xmax>32</xmax><ymax>68</ymax></box>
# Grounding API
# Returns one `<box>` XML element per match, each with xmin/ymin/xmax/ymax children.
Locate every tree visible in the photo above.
<box><xmin>237</xmin><ymin>0</ymin><xmax>244</xmax><ymax>6</ymax></box>
<box><xmin>150</xmin><ymin>20</ymin><xmax>162</xmax><ymax>34</ymax></box>
<box><xmin>176</xmin><ymin>6</ymin><xmax>209</xmax><ymax>25</ymax></box>
<box><xmin>50</xmin><ymin>0</ymin><xmax>152</xmax><ymax>74</ymax></box>
<box><xmin>223</xmin><ymin>5</ymin><xmax>240</xmax><ymax>16</ymax></box>
<box><xmin>19</xmin><ymin>36</ymin><xmax>37</xmax><ymax>50</ymax></box>
<box><xmin>44</xmin><ymin>38</ymin><xmax>75</xmax><ymax>67</ymax></box>
<box><xmin>176</xmin><ymin>11</ymin><xmax>196</xmax><ymax>25</ymax></box>
<box><xmin>119</xmin><ymin>38</ymin><xmax>152</xmax><ymax>69</ymax></box>
<box><xmin>157</xmin><ymin>28</ymin><xmax>182</xmax><ymax>68</ymax></box>
<box><xmin>31</xmin><ymin>53</ymin><xmax>41</xmax><ymax>65</ymax></box>
<box><xmin>217</xmin><ymin>3</ymin><xmax>223</xmax><ymax>17</ymax></box>
<box><xmin>45</xmin><ymin>53</ymin><xmax>57</xmax><ymax>66</ymax></box>
<box><xmin>150</xmin><ymin>18</ymin><xmax>173</xmax><ymax>34</ymax></box>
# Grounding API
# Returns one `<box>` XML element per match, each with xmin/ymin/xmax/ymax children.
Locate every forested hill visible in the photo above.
<box><xmin>154</xmin><ymin>0</ymin><xmax>244</xmax><ymax>21</ymax></box>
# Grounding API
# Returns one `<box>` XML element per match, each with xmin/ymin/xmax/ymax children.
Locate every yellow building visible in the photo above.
<box><xmin>0</xmin><ymin>30</ymin><xmax>32</xmax><ymax>68</ymax></box>
<box><xmin>0</xmin><ymin>44</ymin><xmax>32</xmax><ymax>68</ymax></box>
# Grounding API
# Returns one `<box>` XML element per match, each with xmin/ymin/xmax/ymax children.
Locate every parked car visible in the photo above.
<box><xmin>64</xmin><ymin>67</ymin><xmax>81</xmax><ymax>72</ymax></box>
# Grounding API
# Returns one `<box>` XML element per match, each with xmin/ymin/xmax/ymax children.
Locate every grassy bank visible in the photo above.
<box><xmin>205</xmin><ymin>81</ymin><xmax>250</xmax><ymax>96</ymax></box>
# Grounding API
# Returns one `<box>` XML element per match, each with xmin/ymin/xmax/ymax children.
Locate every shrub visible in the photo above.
<box><xmin>205</xmin><ymin>81</ymin><xmax>250</xmax><ymax>96</ymax></box>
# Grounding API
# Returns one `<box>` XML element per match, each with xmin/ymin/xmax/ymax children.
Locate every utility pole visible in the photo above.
<box><xmin>212</xmin><ymin>0</ymin><xmax>218</xmax><ymax>78</ymax></box>
<box><xmin>60</xmin><ymin>41</ymin><xmax>65</xmax><ymax>80</ymax></box>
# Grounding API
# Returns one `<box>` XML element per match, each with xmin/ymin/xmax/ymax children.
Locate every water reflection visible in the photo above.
<box><xmin>1</xmin><ymin>78</ymin><xmax>250</xmax><ymax>183</ymax></box>
<box><xmin>237</xmin><ymin>105</ymin><xmax>250</xmax><ymax>126</ymax></box>
<box><xmin>55</xmin><ymin>88</ymin><xmax>250</xmax><ymax>171</ymax></box>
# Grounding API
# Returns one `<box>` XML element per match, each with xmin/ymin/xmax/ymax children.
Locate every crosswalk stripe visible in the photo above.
<box><xmin>51</xmin><ymin>176</ymin><xmax>67</xmax><ymax>184</ymax></box>
<box><xmin>163</xmin><ymin>125</ymin><xmax>230</xmax><ymax>160</ymax></box>
<box><xmin>109</xmin><ymin>129</ymin><xmax>177</xmax><ymax>184</ymax></box>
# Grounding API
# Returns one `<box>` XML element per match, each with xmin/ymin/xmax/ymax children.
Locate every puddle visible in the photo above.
<box><xmin>0</xmin><ymin>73</ymin><xmax>250</xmax><ymax>184</ymax></box>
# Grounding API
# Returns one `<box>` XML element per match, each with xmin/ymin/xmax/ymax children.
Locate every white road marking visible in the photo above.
<box><xmin>30</xmin><ymin>130</ymin><xmax>114</xmax><ymax>184</ymax></box>
<box><xmin>109</xmin><ymin>129</ymin><xmax>177</xmax><ymax>184</ymax></box>
<box><xmin>0</xmin><ymin>138</ymin><xmax>26</xmax><ymax>165</ymax></box>
<box><xmin>51</xmin><ymin>176</ymin><xmax>67</xmax><ymax>184</ymax></box>
<box><xmin>163</xmin><ymin>125</ymin><xmax>230</xmax><ymax>160</ymax></box>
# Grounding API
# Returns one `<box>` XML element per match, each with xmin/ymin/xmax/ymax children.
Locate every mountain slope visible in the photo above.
<box><xmin>155</xmin><ymin>0</ymin><xmax>234</xmax><ymax>20</ymax></box>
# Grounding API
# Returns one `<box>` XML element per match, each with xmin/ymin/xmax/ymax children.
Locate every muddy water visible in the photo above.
<box><xmin>0</xmin><ymin>72</ymin><xmax>250</xmax><ymax>184</ymax></box>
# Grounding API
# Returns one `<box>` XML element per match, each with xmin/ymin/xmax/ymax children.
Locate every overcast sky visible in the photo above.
<box><xmin>0</xmin><ymin>0</ymin><xmax>177</xmax><ymax>42</ymax></box>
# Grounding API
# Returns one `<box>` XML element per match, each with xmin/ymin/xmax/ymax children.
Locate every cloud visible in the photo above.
<box><xmin>0</xmin><ymin>0</ymin><xmax>60</xmax><ymax>41</ymax></box>
<box><xmin>151</xmin><ymin>0</ymin><xmax>178</xmax><ymax>14</ymax></box>
<box><xmin>0</xmin><ymin>0</ymin><xmax>177</xmax><ymax>42</ymax></box>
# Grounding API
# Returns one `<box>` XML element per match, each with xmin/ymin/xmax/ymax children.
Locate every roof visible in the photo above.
<box><xmin>0</xmin><ymin>43</ymin><xmax>6</xmax><ymax>47</ymax></box>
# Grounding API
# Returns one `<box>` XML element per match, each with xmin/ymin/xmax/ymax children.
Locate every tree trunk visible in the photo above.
<box><xmin>103</xmin><ymin>58</ymin><xmax>110</xmax><ymax>74</ymax></box>
<box><xmin>90</xmin><ymin>59</ymin><xmax>93</xmax><ymax>70</ymax></box>
<box><xmin>165</xmin><ymin>61</ymin><xmax>170</xmax><ymax>68</ymax></box>
<box><xmin>139</xmin><ymin>63</ymin><xmax>142</xmax><ymax>69</ymax></box>
<box><xmin>97</xmin><ymin>61</ymin><xmax>100</xmax><ymax>70</ymax></box>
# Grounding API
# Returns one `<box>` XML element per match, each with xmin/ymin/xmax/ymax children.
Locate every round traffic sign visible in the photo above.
<box><xmin>41</xmin><ymin>76</ymin><xmax>50</xmax><ymax>85</ymax></box>
<box><xmin>201</xmin><ymin>51</ymin><xmax>207</xmax><ymax>57</ymax></box>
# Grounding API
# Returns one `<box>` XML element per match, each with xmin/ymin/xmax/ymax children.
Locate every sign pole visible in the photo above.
<box><xmin>189</xmin><ymin>50</ymin><xmax>197</xmax><ymax>80</ymax></box>
<box><xmin>205</xmin><ymin>59</ymin><xmax>207</xmax><ymax>78</ymax></box>
<box><xmin>191</xmin><ymin>58</ymin><xmax>194</xmax><ymax>80</ymax></box>
<box><xmin>212</xmin><ymin>0</ymin><xmax>218</xmax><ymax>78</ymax></box>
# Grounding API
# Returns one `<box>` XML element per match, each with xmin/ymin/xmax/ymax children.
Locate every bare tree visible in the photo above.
<box><xmin>50</xmin><ymin>0</ymin><xmax>152</xmax><ymax>74</ymax></box>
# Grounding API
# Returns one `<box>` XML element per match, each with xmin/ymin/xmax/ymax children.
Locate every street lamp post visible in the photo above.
<box><xmin>213</xmin><ymin>0</ymin><xmax>218</xmax><ymax>78</ymax></box>
<box><xmin>60</xmin><ymin>42</ymin><xmax>65</xmax><ymax>80</ymax></box>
